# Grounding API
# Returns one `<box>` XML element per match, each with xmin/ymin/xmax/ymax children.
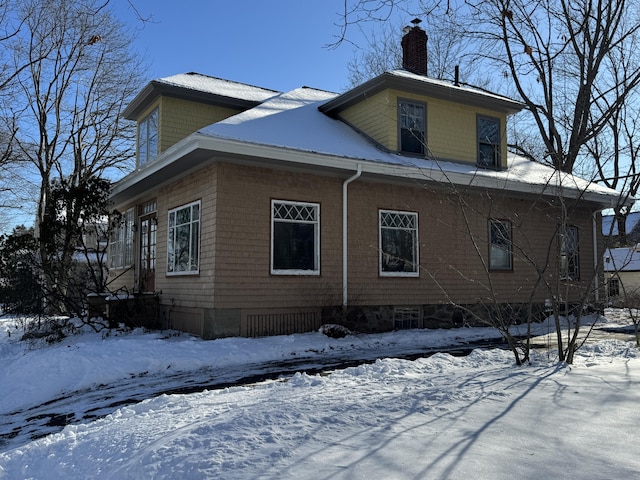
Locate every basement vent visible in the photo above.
<box><xmin>246</xmin><ymin>311</ymin><xmax>321</xmax><ymax>338</ymax></box>
<box><xmin>393</xmin><ymin>307</ymin><xmax>421</xmax><ymax>330</ymax></box>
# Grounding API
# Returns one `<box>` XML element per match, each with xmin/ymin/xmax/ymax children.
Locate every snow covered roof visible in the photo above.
<box><xmin>320</xmin><ymin>70</ymin><xmax>525</xmax><ymax>116</ymax></box>
<box><xmin>123</xmin><ymin>72</ymin><xmax>280</xmax><ymax>120</ymax></box>
<box><xmin>604</xmin><ymin>247</ymin><xmax>640</xmax><ymax>272</ymax></box>
<box><xmin>195</xmin><ymin>86</ymin><xmax>622</xmax><ymax>206</ymax></box>
<box><xmin>112</xmin><ymin>74</ymin><xmax>625</xmax><ymax>209</ymax></box>
<box><xmin>156</xmin><ymin>72</ymin><xmax>280</xmax><ymax>103</ymax></box>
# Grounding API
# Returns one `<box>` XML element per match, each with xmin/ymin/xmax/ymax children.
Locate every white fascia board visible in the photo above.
<box><xmin>111</xmin><ymin>133</ymin><xmax>624</xmax><ymax>209</ymax></box>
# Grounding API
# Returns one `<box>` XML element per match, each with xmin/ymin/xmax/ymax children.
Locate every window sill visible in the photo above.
<box><xmin>271</xmin><ymin>270</ymin><xmax>320</xmax><ymax>276</ymax></box>
<box><xmin>166</xmin><ymin>270</ymin><xmax>200</xmax><ymax>276</ymax></box>
<box><xmin>380</xmin><ymin>272</ymin><xmax>419</xmax><ymax>278</ymax></box>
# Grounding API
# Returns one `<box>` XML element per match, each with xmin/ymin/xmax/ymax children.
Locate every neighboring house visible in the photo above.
<box><xmin>604</xmin><ymin>247</ymin><xmax>640</xmax><ymax>306</ymax></box>
<box><xmin>602</xmin><ymin>211</ymin><xmax>640</xmax><ymax>246</ymax></box>
<box><xmin>108</xmin><ymin>22</ymin><xmax>625</xmax><ymax>339</ymax></box>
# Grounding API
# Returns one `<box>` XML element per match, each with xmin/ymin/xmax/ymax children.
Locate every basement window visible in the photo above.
<box><xmin>393</xmin><ymin>307</ymin><xmax>421</xmax><ymax>330</ymax></box>
<box><xmin>271</xmin><ymin>200</ymin><xmax>320</xmax><ymax>275</ymax></box>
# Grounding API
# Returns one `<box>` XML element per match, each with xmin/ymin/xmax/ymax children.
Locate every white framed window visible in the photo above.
<box><xmin>271</xmin><ymin>200</ymin><xmax>320</xmax><ymax>275</ymax></box>
<box><xmin>477</xmin><ymin>115</ymin><xmax>501</xmax><ymax>168</ymax></box>
<box><xmin>398</xmin><ymin>100</ymin><xmax>426</xmax><ymax>155</ymax></box>
<box><xmin>109</xmin><ymin>207</ymin><xmax>134</xmax><ymax>269</ymax></box>
<box><xmin>138</xmin><ymin>107</ymin><xmax>158</xmax><ymax>167</ymax></box>
<box><xmin>489</xmin><ymin>219</ymin><xmax>512</xmax><ymax>270</ymax></box>
<box><xmin>167</xmin><ymin>200</ymin><xmax>200</xmax><ymax>275</ymax></box>
<box><xmin>379</xmin><ymin>210</ymin><xmax>419</xmax><ymax>277</ymax></box>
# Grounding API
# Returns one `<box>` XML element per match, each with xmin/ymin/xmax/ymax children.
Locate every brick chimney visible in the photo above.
<box><xmin>401</xmin><ymin>18</ymin><xmax>428</xmax><ymax>76</ymax></box>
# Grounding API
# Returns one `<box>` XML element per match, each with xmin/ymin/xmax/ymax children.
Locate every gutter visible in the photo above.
<box><xmin>343</xmin><ymin>164</ymin><xmax>362</xmax><ymax>306</ymax></box>
<box><xmin>111</xmin><ymin>134</ymin><xmax>624</xmax><ymax>210</ymax></box>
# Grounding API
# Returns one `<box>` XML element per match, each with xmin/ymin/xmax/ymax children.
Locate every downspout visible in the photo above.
<box><xmin>343</xmin><ymin>164</ymin><xmax>362</xmax><ymax>306</ymax></box>
<box><xmin>593</xmin><ymin>211</ymin><xmax>600</xmax><ymax>304</ymax></box>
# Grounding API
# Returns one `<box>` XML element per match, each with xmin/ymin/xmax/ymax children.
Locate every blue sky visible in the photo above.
<box><xmin>113</xmin><ymin>0</ymin><xmax>370</xmax><ymax>93</ymax></box>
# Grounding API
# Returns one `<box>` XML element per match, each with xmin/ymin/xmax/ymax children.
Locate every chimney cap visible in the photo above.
<box><xmin>410</xmin><ymin>18</ymin><xmax>422</xmax><ymax>27</ymax></box>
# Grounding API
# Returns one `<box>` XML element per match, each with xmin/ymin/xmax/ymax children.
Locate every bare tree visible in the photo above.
<box><xmin>337</xmin><ymin>0</ymin><xmax>640</xmax><ymax>173</ymax></box>
<box><xmin>470</xmin><ymin>0</ymin><xmax>640</xmax><ymax>176</ymax></box>
<box><xmin>1</xmin><ymin>0</ymin><xmax>145</xmax><ymax>314</ymax></box>
<box><xmin>335</xmin><ymin>0</ymin><xmax>640</xmax><ymax>363</ymax></box>
<box><xmin>346</xmin><ymin>12</ymin><xmax>486</xmax><ymax>86</ymax></box>
<box><xmin>587</xmin><ymin>70</ymin><xmax>640</xmax><ymax>245</ymax></box>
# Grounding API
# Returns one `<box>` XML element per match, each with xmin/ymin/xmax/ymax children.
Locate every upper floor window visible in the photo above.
<box><xmin>167</xmin><ymin>201</ymin><xmax>200</xmax><ymax>275</ymax></box>
<box><xmin>271</xmin><ymin>200</ymin><xmax>320</xmax><ymax>275</ymax></box>
<box><xmin>379</xmin><ymin>210</ymin><xmax>419</xmax><ymax>277</ymax></box>
<box><xmin>138</xmin><ymin>108</ymin><xmax>159</xmax><ymax>167</ymax></box>
<box><xmin>477</xmin><ymin>115</ymin><xmax>501</xmax><ymax>168</ymax></box>
<box><xmin>398</xmin><ymin>100</ymin><xmax>425</xmax><ymax>155</ymax></box>
<box><xmin>489</xmin><ymin>219</ymin><xmax>512</xmax><ymax>271</ymax></box>
<box><xmin>559</xmin><ymin>225</ymin><xmax>579</xmax><ymax>280</ymax></box>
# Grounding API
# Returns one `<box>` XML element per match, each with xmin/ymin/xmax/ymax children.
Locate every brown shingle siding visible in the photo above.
<box><xmin>109</xmin><ymin>157</ymin><xmax>598</xmax><ymax>335</ymax></box>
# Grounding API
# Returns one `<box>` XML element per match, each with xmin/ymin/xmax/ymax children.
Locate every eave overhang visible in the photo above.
<box><xmin>110</xmin><ymin>133</ymin><xmax>627</xmax><ymax>211</ymax></box>
<box><xmin>319</xmin><ymin>71</ymin><xmax>525</xmax><ymax>117</ymax></box>
<box><xmin>123</xmin><ymin>80</ymin><xmax>274</xmax><ymax>120</ymax></box>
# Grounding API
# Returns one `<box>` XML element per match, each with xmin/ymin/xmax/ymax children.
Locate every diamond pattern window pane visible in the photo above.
<box><xmin>273</xmin><ymin>202</ymin><xmax>317</xmax><ymax>222</ymax></box>
<box><xmin>272</xmin><ymin>201</ymin><xmax>319</xmax><ymax>274</ymax></box>
<box><xmin>379</xmin><ymin>210</ymin><xmax>418</xmax><ymax>275</ymax></box>
<box><xmin>380</xmin><ymin>211</ymin><xmax>416</xmax><ymax>229</ymax></box>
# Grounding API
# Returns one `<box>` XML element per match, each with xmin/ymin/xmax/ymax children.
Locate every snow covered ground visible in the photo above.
<box><xmin>0</xmin><ymin>311</ymin><xmax>639</xmax><ymax>479</ymax></box>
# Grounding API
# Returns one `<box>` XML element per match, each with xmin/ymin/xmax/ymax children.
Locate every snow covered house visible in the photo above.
<box><xmin>107</xmin><ymin>23</ymin><xmax>624</xmax><ymax>338</ymax></box>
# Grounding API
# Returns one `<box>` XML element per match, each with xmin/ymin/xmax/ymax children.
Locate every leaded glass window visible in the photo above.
<box><xmin>559</xmin><ymin>225</ymin><xmax>579</xmax><ymax>280</ymax></box>
<box><xmin>109</xmin><ymin>207</ymin><xmax>134</xmax><ymax>269</ymax></box>
<box><xmin>271</xmin><ymin>200</ymin><xmax>320</xmax><ymax>275</ymax></box>
<box><xmin>379</xmin><ymin>210</ymin><xmax>419</xmax><ymax>276</ymax></box>
<box><xmin>167</xmin><ymin>201</ymin><xmax>200</xmax><ymax>274</ymax></box>
<box><xmin>489</xmin><ymin>219</ymin><xmax>512</xmax><ymax>270</ymax></box>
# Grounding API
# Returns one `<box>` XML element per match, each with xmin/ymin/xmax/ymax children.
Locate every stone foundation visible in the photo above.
<box><xmin>322</xmin><ymin>302</ymin><xmax>549</xmax><ymax>333</ymax></box>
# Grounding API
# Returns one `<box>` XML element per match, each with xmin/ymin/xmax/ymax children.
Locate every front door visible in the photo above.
<box><xmin>139</xmin><ymin>214</ymin><xmax>157</xmax><ymax>292</ymax></box>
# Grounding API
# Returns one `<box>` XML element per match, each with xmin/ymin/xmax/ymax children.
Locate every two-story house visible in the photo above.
<box><xmin>107</xmin><ymin>22</ymin><xmax>624</xmax><ymax>338</ymax></box>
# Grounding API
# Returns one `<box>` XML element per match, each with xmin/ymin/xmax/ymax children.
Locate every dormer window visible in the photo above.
<box><xmin>398</xmin><ymin>100</ymin><xmax>425</xmax><ymax>155</ymax></box>
<box><xmin>477</xmin><ymin>115</ymin><xmax>501</xmax><ymax>168</ymax></box>
<box><xmin>138</xmin><ymin>107</ymin><xmax>159</xmax><ymax>167</ymax></box>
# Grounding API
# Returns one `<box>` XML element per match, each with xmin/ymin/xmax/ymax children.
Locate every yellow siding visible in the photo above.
<box><xmin>339</xmin><ymin>88</ymin><xmax>508</xmax><ymax>165</ymax></box>
<box><xmin>340</xmin><ymin>90</ymin><xmax>395</xmax><ymax>149</ymax></box>
<box><xmin>426</xmin><ymin>95</ymin><xmax>507</xmax><ymax>164</ymax></box>
<box><xmin>136</xmin><ymin>102</ymin><xmax>160</xmax><ymax>163</ymax></box>
<box><xmin>158</xmin><ymin>97</ymin><xmax>242</xmax><ymax>151</ymax></box>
